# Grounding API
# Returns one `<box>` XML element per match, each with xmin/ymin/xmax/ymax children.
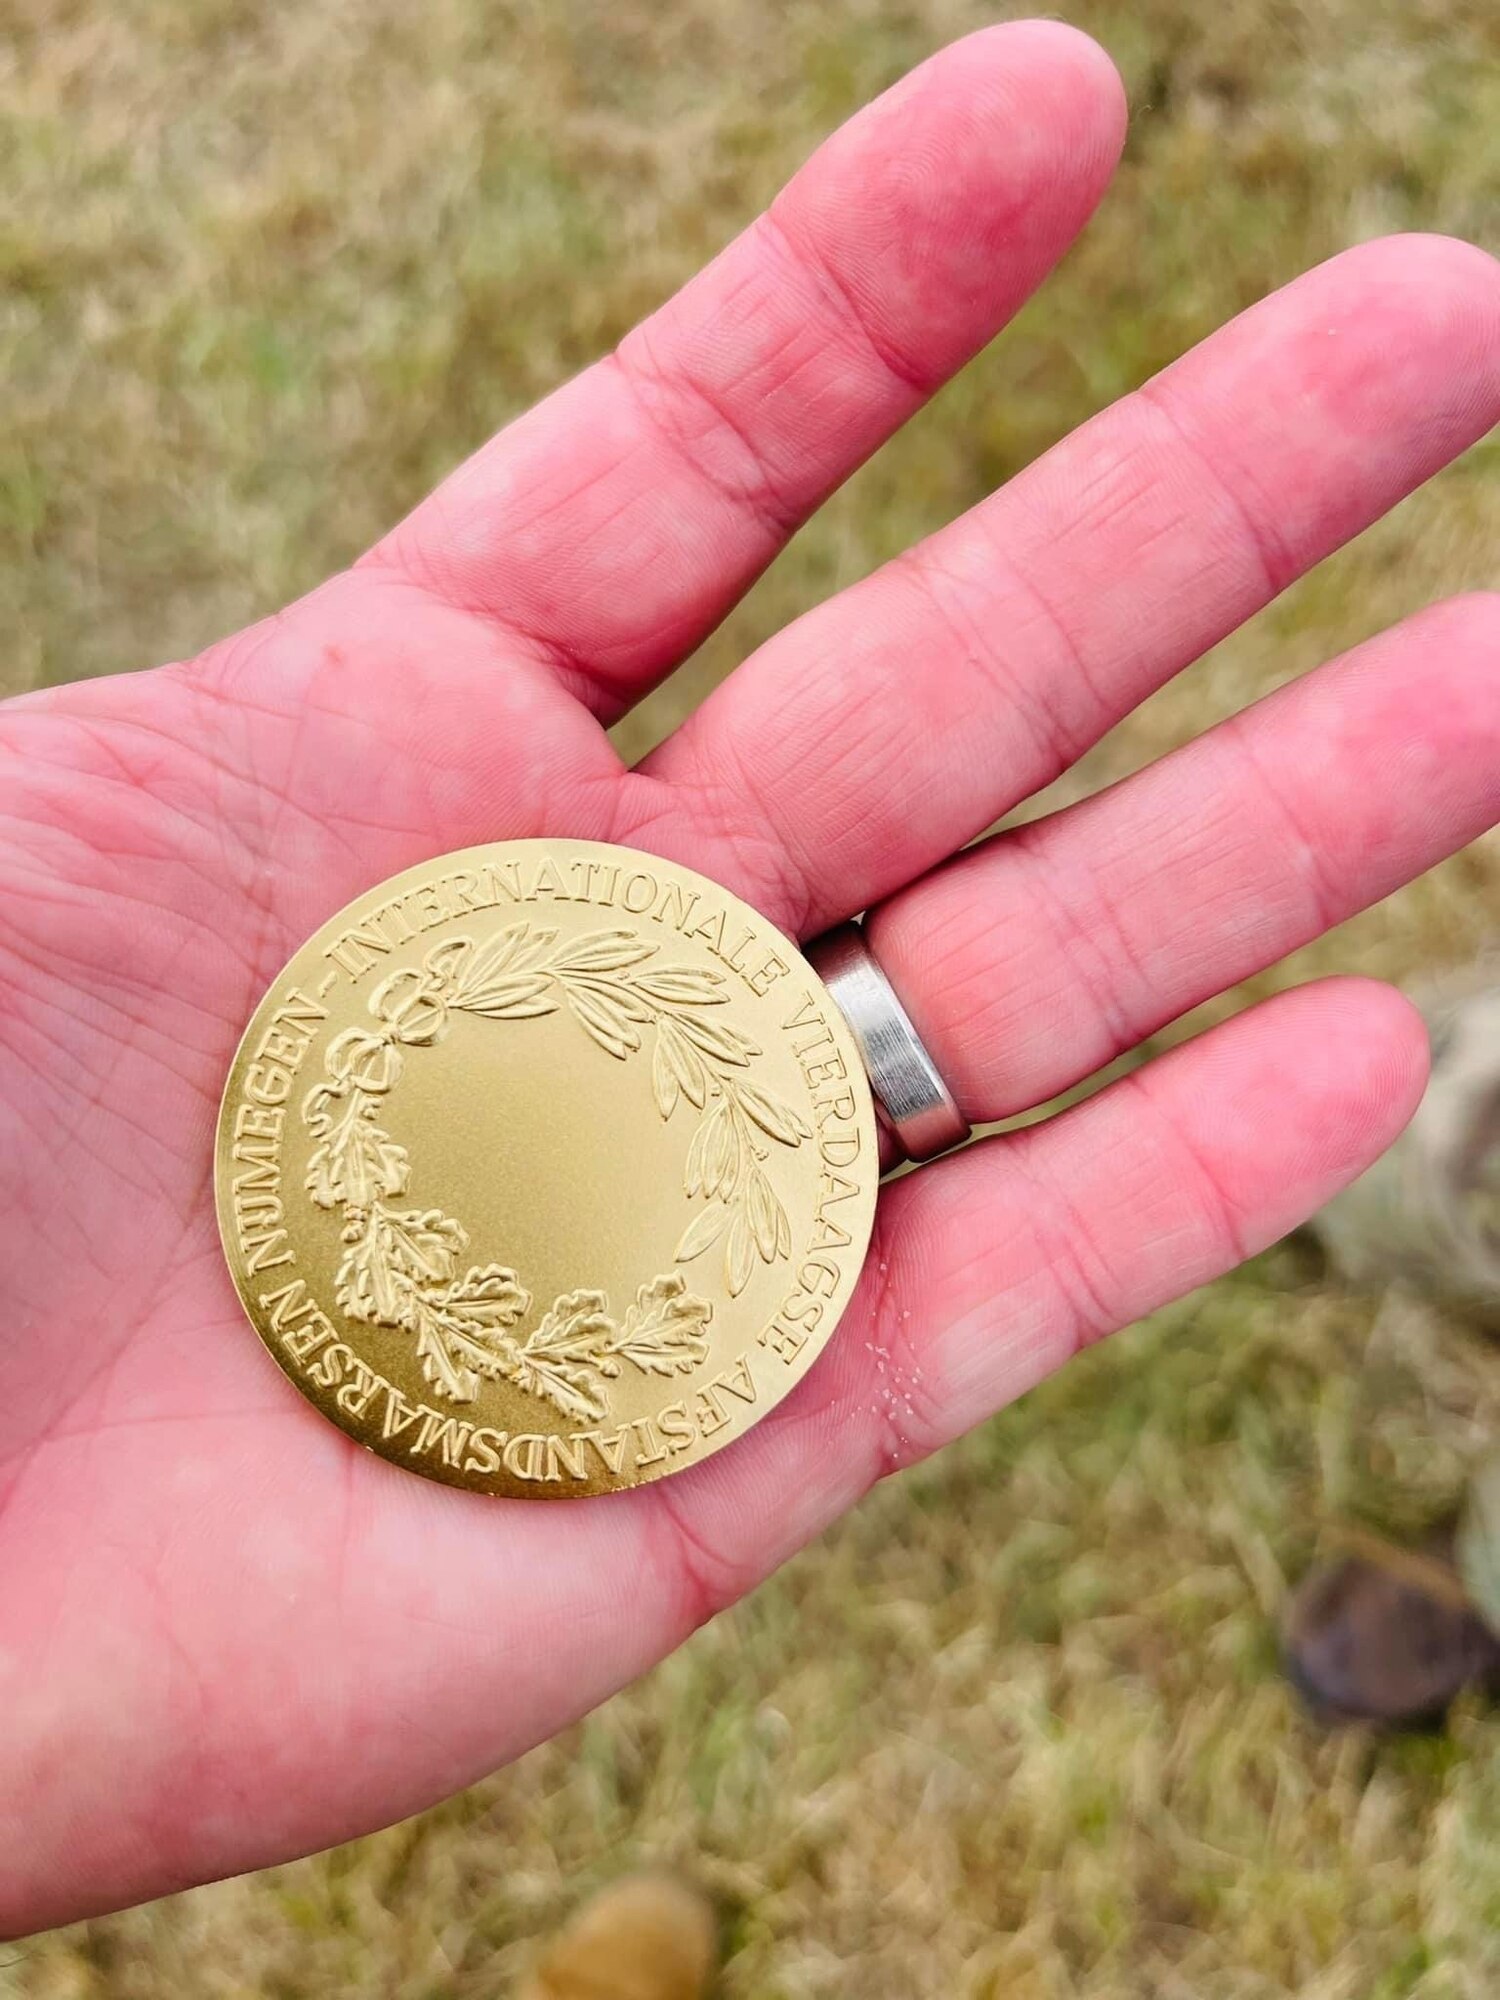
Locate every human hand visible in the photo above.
<box><xmin>4</xmin><ymin>22</ymin><xmax>1499</xmax><ymax>1932</ymax></box>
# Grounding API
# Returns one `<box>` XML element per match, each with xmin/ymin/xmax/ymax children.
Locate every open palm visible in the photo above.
<box><xmin>4</xmin><ymin>24</ymin><xmax>1500</xmax><ymax>1934</ymax></box>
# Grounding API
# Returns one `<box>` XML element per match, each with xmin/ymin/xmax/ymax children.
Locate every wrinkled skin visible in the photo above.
<box><xmin>3</xmin><ymin>22</ymin><xmax>1500</xmax><ymax>1934</ymax></box>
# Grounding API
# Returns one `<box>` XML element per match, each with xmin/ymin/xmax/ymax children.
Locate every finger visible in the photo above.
<box><xmin>643</xmin><ymin>233</ymin><xmax>1500</xmax><ymax>934</ymax></box>
<box><xmin>631</xmin><ymin>976</ymin><xmax>1428</xmax><ymax>1611</ymax></box>
<box><xmin>864</xmin><ymin>591</ymin><xmax>1500</xmax><ymax>1119</ymax></box>
<box><xmin>367</xmin><ymin>23</ymin><xmax>1126</xmax><ymax>715</ymax></box>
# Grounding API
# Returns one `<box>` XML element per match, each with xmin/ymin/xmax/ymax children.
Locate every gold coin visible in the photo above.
<box><xmin>215</xmin><ymin>840</ymin><xmax>879</xmax><ymax>1497</ymax></box>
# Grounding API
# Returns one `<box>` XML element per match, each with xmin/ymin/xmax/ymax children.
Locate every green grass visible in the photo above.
<box><xmin>4</xmin><ymin>0</ymin><xmax>1500</xmax><ymax>1992</ymax></box>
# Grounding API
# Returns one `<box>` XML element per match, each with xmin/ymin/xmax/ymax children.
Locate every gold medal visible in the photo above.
<box><xmin>215</xmin><ymin>841</ymin><xmax>878</xmax><ymax>1497</ymax></box>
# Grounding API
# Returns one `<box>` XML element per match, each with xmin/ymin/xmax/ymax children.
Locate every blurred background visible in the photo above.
<box><xmin>4</xmin><ymin>0</ymin><xmax>1500</xmax><ymax>1993</ymax></box>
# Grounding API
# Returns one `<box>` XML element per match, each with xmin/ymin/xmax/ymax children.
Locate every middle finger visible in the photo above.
<box><xmin>642</xmin><ymin>234</ymin><xmax>1500</xmax><ymax>935</ymax></box>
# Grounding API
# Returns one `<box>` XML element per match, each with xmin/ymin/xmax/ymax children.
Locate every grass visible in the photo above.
<box><xmin>3</xmin><ymin>0</ymin><xmax>1500</xmax><ymax>1992</ymax></box>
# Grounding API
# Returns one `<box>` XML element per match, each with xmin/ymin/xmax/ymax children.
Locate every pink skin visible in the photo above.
<box><xmin>1</xmin><ymin>21</ymin><xmax>1498</xmax><ymax>1933</ymax></box>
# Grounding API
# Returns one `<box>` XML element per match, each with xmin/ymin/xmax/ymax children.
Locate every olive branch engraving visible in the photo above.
<box><xmin>301</xmin><ymin>922</ymin><xmax>811</xmax><ymax>1414</ymax></box>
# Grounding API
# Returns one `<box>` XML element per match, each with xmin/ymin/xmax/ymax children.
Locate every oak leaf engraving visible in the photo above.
<box><xmin>305</xmin><ymin>1096</ymin><xmax>410</xmax><ymax>1210</ymax></box>
<box><xmin>506</xmin><ymin>1289</ymin><xmax>619</xmax><ymax>1423</ymax></box>
<box><xmin>409</xmin><ymin>1265</ymin><xmax>531</xmax><ymax>1402</ymax></box>
<box><xmin>612</xmin><ymin>1274</ymin><xmax>713</xmax><ymax>1378</ymax></box>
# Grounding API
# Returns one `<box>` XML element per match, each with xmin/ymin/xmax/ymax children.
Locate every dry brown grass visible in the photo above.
<box><xmin>3</xmin><ymin>0</ymin><xmax>1500</xmax><ymax>1993</ymax></box>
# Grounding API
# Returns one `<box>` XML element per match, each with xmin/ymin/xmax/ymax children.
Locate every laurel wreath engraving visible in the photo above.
<box><xmin>301</xmin><ymin>922</ymin><xmax>812</xmax><ymax>1416</ymax></box>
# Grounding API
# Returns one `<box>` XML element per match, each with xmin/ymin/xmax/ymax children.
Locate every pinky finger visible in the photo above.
<box><xmin>855</xmin><ymin>975</ymin><xmax>1427</xmax><ymax>1461</ymax></box>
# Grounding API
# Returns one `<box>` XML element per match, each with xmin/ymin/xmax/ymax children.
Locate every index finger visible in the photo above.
<box><xmin>364</xmin><ymin>23</ymin><xmax>1126</xmax><ymax>716</ymax></box>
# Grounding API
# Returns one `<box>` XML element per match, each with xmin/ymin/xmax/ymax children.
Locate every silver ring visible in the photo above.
<box><xmin>805</xmin><ymin>923</ymin><xmax>970</xmax><ymax>1163</ymax></box>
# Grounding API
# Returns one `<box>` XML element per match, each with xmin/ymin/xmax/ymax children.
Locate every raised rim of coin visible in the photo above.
<box><xmin>215</xmin><ymin>840</ymin><xmax>879</xmax><ymax>1497</ymax></box>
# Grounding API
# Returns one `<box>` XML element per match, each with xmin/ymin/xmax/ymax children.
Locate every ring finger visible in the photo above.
<box><xmin>866</xmin><ymin>590</ymin><xmax>1500</xmax><ymax>1126</ymax></box>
